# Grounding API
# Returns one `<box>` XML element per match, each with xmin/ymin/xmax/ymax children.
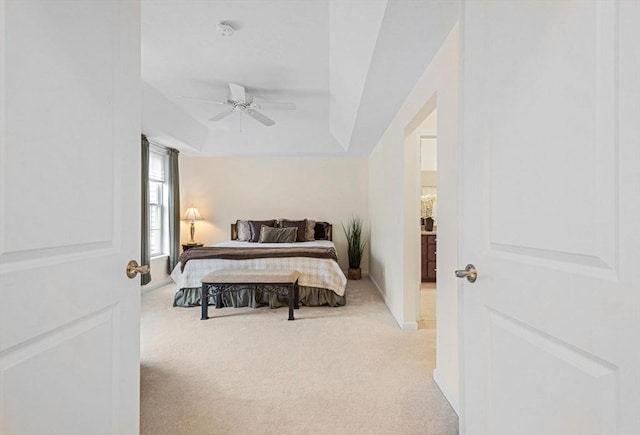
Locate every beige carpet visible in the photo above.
<box><xmin>140</xmin><ymin>278</ymin><xmax>458</xmax><ymax>435</ymax></box>
<box><xmin>418</xmin><ymin>282</ymin><xmax>437</xmax><ymax>330</ymax></box>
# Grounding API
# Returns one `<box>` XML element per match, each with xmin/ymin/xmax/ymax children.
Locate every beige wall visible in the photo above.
<box><xmin>422</xmin><ymin>171</ymin><xmax>437</xmax><ymax>187</ymax></box>
<box><xmin>178</xmin><ymin>156</ymin><xmax>369</xmax><ymax>273</ymax></box>
<box><xmin>368</xmin><ymin>25</ymin><xmax>460</xmax><ymax>412</ymax></box>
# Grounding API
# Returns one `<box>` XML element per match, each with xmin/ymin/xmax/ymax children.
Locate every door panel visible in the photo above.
<box><xmin>485</xmin><ymin>1</ymin><xmax>617</xmax><ymax>272</ymax></box>
<box><xmin>3</xmin><ymin>0</ymin><xmax>115</xmax><ymax>255</ymax></box>
<box><xmin>488</xmin><ymin>311</ymin><xmax>617</xmax><ymax>435</ymax></box>
<box><xmin>1</xmin><ymin>308</ymin><xmax>117</xmax><ymax>433</ymax></box>
<box><xmin>0</xmin><ymin>1</ymin><xmax>141</xmax><ymax>434</ymax></box>
<box><xmin>460</xmin><ymin>1</ymin><xmax>640</xmax><ymax>434</ymax></box>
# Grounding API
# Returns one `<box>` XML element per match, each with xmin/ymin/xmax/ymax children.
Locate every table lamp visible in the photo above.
<box><xmin>183</xmin><ymin>204</ymin><xmax>203</xmax><ymax>244</ymax></box>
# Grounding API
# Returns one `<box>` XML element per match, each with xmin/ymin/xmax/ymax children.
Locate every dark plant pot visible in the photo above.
<box><xmin>348</xmin><ymin>268</ymin><xmax>362</xmax><ymax>280</ymax></box>
<box><xmin>425</xmin><ymin>217</ymin><xmax>434</xmax><ymax>231</ymax></box>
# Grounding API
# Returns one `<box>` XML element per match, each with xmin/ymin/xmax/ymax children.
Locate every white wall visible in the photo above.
<box><xmin>421</xmin><ymin>139</ymin><xmax>438</xmax><ymax>171</ymax></box>
<box><xmin>142</xmin><ymin>81</ymin><xmax>209</xmax><ymax>152</ymax></box>
<box><xmin>420</xmin><ymin>109</ymin><xmax>438</xmax><ymax>171</ymax></box>
<box><xmin>179</xmin><ymin>156</ymin><xmax>369</xmax><ymax>273</ymax></box>
<box><xmin>368</xmin><ymin>25</ymin><xmax>460</xmax><ymax>411</ymax></box>
<box><xmin>329</xmin><ymin>0</ymin><xmax>387</xmax><ymax>150</ymax></box>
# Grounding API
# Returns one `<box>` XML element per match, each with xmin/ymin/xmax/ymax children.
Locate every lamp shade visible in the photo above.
<box><xmin>183</xmin><ymin>205</ymin><xmax>203</xmax><ymax>221</ymax></box>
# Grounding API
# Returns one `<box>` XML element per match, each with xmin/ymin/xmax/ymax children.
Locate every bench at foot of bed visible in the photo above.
<box><xmin>200</xmin><ymin>269</ymin><xmax>300</xmax><ymax>321</ymax></box>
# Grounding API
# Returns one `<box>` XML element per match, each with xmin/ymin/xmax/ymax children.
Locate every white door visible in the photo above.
<box><xmin>460</xmin><ymin>1</ymin><xmax>640</xmax><ymax>434</ymax></box>
<box><xmin>0</xmin><ymin>1</ymin><xmax>141</xmax><ymax>434</ymax></box>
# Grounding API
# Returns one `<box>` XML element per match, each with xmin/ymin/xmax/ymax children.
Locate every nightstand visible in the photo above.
<box><xmin>182</xmin><ymin>243</ymin><xmax>203</xmax><ymax>252</ymax></box>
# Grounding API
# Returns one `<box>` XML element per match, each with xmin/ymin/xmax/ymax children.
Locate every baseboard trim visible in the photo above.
<box><xmin>433</xmin><ymin>368</ymin><xmax>460</xmax><ymax>415</ymax></box>
<box><xmin>368</xmin><ymin>274</ymin><xmax>384</xmax><ymax>299</ymax></box>
<box><xmin>368</xmin><ymin>275</ymin><xmax>416</xmax><ymax>330</ymax></box>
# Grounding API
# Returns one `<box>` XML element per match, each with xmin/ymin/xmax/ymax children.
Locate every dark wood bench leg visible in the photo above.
<box><xmin>294</xmin><ymin>279</ymin><xmax>299</xmax><ymax>309</ymax></box>
<box><xmin>288</xmin><ymin>283</ymin><xmax>295</xmax><ymax>321</ymax></box>
<box><xmin>201</xmin><ymin>284</ymin><xmax>209</xmax><ymax>320</ymax></box>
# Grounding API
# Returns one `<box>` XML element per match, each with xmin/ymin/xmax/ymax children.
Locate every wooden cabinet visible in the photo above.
<box><xmin>421</xmin><ymin>234</ymin><xmax>437</xmax><ymax>282</ymax></box>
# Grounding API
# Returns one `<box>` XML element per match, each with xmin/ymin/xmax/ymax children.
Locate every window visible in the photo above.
<box><xmin>149</xmin><ymin>148</ymin><xmax>169</xmax><ymax>257</ymax></box>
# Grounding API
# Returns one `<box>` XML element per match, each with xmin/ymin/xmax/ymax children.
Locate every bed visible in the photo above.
<box><xmin>170</xmin><ymin>220</ymin><xmax>347</xmax><ymax>308</ymax></box>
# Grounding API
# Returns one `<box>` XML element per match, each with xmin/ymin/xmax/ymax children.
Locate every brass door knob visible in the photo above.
<box><xmin>126</xmin><ymin>260</ymin><xmax>150</xmax><ymax>279</ymax></box>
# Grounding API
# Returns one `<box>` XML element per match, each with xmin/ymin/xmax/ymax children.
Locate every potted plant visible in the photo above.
<box><xmin>342</xmin><ymin>217</ymin><xmax>367</xmax><ymax>280</ymax></box>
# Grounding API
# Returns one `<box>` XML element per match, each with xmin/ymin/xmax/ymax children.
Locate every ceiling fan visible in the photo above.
<box><xmin>183</xmin><ymin>83</ymin><xmax>295</xmax><ymax>127</ymax></box>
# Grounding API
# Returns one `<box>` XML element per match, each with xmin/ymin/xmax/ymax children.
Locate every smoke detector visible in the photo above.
<box><xmin>217</xmin><ymin>22</ymin><xmax>235</xmax><ymax>37</ymax></box>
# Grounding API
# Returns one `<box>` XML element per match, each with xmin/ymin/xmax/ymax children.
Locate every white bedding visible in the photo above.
<box><xmin>170</xmin><ymin>240</ymin><xmax>347</xmax><ymax>296</ymax></box>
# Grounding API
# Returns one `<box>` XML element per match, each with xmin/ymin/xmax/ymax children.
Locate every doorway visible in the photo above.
<box><xmin>416</xmin><ymin>109</ymin><xmax>438</xmax><ymax>330</ymax></box>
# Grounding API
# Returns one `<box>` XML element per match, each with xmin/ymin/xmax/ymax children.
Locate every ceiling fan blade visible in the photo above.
<box><xmin>228</xmin><ymin>83</ymin><xmax>246</xmax><ymax>103</ymax></box>
<box><xmin>181</xmin><ymin>96</ymin><xmax>230</xmax><ymax>105</ymax></box>
<box><xmin>239</xmin><ymin>107</ymin><xmax>275</xmax><ymax>126</ymax></box>
<box><xmin>253</xmin><ymin>100</ymin><xmax>296</xmax><ymax>110</ymax></box>
<box><xmin>208</xmin><ymin>109</ymin><xmax>235</xmax><ymax>121</ymax></box>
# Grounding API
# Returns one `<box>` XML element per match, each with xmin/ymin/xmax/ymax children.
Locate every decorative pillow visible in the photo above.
<box><xmin>236</xmin><ymin>220</ymin><xmax>251</xmax><ymax>241</ymax></box>
<box><xmin>259</xmin><ymin>225</ymin><xmax>297</xmax><ymax>243</ymax></box>
<box><xmin>305</xmin><ymin>219</ymin><xmax>316</xmax><ymax>241</ymax></box>
<box><xmin>248</xmin><ymin>219</ymin><xmax>277</xmax><ymax>242</ymax></box>
<box><xmin>314</xmin><ymin>221</ymin><xmax>330</xmax><ymax>240</ymax></box>
<box><xmin>280</xmin><ymin>219</ymin><xmax>307</xmax><ymax>242</ymax></box>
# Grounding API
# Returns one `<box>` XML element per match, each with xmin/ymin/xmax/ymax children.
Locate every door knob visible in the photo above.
<box><xmin>126</xmin><ymin>260</ymin><xmax>150</xmax><ymax>279</ymax></box>
<box><xmin>454</xmin><ymin>264</ymin><xmax>477</xmax><ymax>283</ymax></box>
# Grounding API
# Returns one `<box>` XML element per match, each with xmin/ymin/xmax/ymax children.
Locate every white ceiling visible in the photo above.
<box><xmin>141</xmin><ymin>0</ymin><xmax>458</xmax><ymax>157</ymax></box>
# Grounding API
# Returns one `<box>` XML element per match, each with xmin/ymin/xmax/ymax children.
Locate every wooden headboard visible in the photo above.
<box><xmin>231</xmin><ymin>222</ymin><xmax>333</xmax><ymax>241</ymax></box>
